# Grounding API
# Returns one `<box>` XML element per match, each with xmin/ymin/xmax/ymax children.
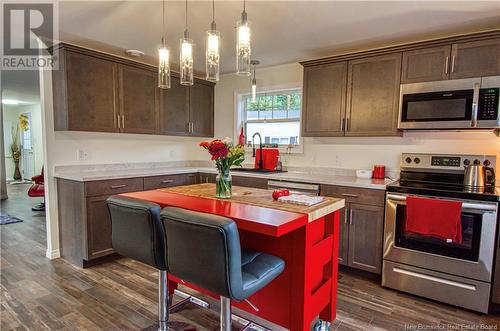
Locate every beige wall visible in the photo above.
<box><xmin>215</xmin><ymin>62</ymin><xmax>500</xmax><ymax>173</ymax></box>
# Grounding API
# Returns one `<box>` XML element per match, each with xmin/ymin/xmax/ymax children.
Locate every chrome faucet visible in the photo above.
<box><xmin>252</xmin><ymin>133</ymin><xmax>263</xmax><ymax>169</ymax></box>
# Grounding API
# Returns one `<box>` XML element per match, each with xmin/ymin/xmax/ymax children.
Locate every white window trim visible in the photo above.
<box><xmin>234</xmin><ymin>83</ymin><xmax>304</xmax><ymax>154</ymax></box>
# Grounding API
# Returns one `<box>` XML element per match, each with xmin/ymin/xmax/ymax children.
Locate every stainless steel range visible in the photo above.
<box><xmin>382</xmin><ymin>153</ymin><xmax>499</xmax><ymax>313</ymax></box>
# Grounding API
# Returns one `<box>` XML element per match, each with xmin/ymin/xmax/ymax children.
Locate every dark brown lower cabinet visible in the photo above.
<box><xmin>199</xmin><ymin>173</ymin><xmax>217</xmax><ymax>184</ymax></box>
<box><xmin>321</xmin><ymin>184</ymin><xmax>385</xmax><ymax>274</ymax></box>
<box><xmin>57</xmin><ymin>173</ymin><xmax>199</xmax><ymax>267</ymax></box>
<box><xmin>232</xmin><ymin>176</ymin><xmax>268</xmax><ymax>189</ymax></box>
<box><xmin>347</xmin><ymin>203</ymin><xmax>384</xmax><ymax>273</ymax></box>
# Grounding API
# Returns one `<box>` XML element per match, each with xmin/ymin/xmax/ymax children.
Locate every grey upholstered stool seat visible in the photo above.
<box><xmin>106</xmin><ymin>196</ymin><xmax>170</xmax><ymax>331</ymax></box>
<box><xmin>160</xmin><ymin>207</ymin><xmax>285</xmax><ymax>331</ymax></box>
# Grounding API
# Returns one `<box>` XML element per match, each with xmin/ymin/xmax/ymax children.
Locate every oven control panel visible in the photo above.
<box><xmin>401</xmin><ymin>153</ymin><xmax>496</xmax><ymax>171</ymax></box>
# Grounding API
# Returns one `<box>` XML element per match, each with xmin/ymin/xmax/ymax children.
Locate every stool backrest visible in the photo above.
<box><xmin>107</xmin><ymin>196</ymin><xmax>166</xmax><ymax>270</ymax></box>
<box><xmin>161</xmin><ymin>207</ymin><xmax>243</xmax><ymax>299</ymax></box>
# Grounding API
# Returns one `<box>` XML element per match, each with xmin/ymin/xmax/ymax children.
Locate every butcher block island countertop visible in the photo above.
<box><xmin>121</xmin><ymin>183</ymin><xmax>345</xmax><ymax>237</ymax></box>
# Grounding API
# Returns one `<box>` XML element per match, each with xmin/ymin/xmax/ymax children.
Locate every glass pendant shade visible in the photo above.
<box><xmin>180</xmin><ymin>35</ymin><xmax>194</xmax><ymax>86</ymax></box>
<box><xmin>206</xmin><ymin>27</ymin><xmax>220</xmax><ymax>81</ymax></box>
<box><xmin>251</xmin><ymin>78</ymin><xmax>257</xmax><ymax>102</ymax></box>
<box><xmin>236</xmin><ymin>17</ymin><xmax>251</xmax><ymax>76</ymax></box>
<box><xmin>158</xmin><ymin>43</ymin><xmax>171</xmax><ymax>89</ymax></box>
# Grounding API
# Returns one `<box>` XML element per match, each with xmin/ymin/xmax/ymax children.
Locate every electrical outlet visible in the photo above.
<box><xmin>77</xmin><ymin>149</ymin><xmax>89</xmax><ymax>161</ymax></box>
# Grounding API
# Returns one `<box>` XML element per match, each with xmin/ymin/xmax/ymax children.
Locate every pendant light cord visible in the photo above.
<box><xmin>212</xmin><ymin>0</ymin><xmax>215</xmax><ymax>22</ymax></box>
<box><xmin>162</xmin><ymin>0</ymin><xmax>165</xmax><ymax>42</ymax></box>
<box><xmin>185</xmin><ymin>0</ymin><xmax>188</xmax><ymax>30</ymax></box>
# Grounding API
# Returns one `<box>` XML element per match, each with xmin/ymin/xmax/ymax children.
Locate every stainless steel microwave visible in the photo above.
<box><xmin>398</xmin><ymin>76</ymin><xmax>500</xmax><ymax>130</ymax></box>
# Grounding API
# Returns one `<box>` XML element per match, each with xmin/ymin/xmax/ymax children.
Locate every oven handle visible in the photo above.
<box><xmin>471</xmin><ymin>82</ymin><xmax>480</xmax><ymax>128</ymax></box>
<box><xmin>386</xmin><ymin>194</ymin><xmax>497</xmax><ymax>212</ymax></box>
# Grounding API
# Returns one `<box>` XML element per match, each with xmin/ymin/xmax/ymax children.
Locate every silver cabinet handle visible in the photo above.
<box><xmin>110</xmin><ymin>184</ymin><xmax>126</xmax><ymax>189</ymax></box>
<box><xmin>344</xmin><ymin>207</ymin><xmax>349</xmax><ymax>225</ymax></box>
<box><xmin>190</xmin><ymin>122</ymin><xmax>194</xmax><ymax>133</ymax></box>
<box><xmin>342</xmin><ymin>193</ymin><xmax>358</xmax><ymax>198</ymax></box>
<box><xmin>451</xmin><ymin>55</ymin><xmax>456</xmax><ymax>73</ymax></box>
<box><xmin>121</xmin><ymin>115</ymin><xmax>125</xmax><ymax>129</ymax></box>
<box><xmin>349</xmin><ymin>209</ymin><xmax>353</xmax><ymax>225</ymax></box>
<box><xmin>161</xmin><ymin>179</ymin><xmax>174</xmax><ymax>184</ymax></box>
<box><xmin>117</xmin><ymin>114</ymin><xmax>121</xmax><ymax>129</ymax></box>
<box><xmin>340</xmin><ymin>118</ymin><xmax>345</xmax><ymax>132</ymax></box>
<box><xmin>471</xmin><ymin>82</ymin><xmax>480</xmax><ymax>128</ymax></box>
<box><xmin>444</xmin><ymin>56</ymin><xmax>449</xmax><ymax>74</ymax></box>
<box><xmin>345</xmin><ymin>118</ymin><xmax>350</xmax><ymax>131</ymax></box>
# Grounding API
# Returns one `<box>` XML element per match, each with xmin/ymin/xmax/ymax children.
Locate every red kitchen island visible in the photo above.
<box><xmin>121</xmin><ymin>183</ymin><xmax>345</xmax><ymax>331</ymax></box>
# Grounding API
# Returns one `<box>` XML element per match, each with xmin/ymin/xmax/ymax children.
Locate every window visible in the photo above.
<box><xmin>240</xmin><ymin>89</ymin><xmax>302</xmax><ymax>149</ymax></box>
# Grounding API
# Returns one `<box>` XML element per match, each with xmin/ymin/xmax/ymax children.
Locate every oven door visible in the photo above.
<box><xmin>398</xmin><ymin>78</ymin><xmax>481</xmax><ymax>129</ymax></box>
<box><xmin>383</xmin><ymin>192</ymin><xmax>498</xmax><ymax>282</ymax></box>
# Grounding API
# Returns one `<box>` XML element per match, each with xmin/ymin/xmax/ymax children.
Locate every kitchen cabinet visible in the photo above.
<box><xmin>450</xmin><ymin>38</ymin><xmax>500</xmax><ymax>79</ymax></box>
<box><xmin>57</xmin><ymin>173</ymin><xmax>197</xmax><ymax>268</ymax></box>
<box><xmin>190</xmin><ymin>79</ymin><xmax>215</xmax><ymax>137</ymax></box>
<box><xmin>302</xmin><ymin>62</ymin><xmax>347</xmax><ymax>137</ymax></box>
<box><xmin>321</xmin><ymin>184</ymin><xmax>385</xmax><ymax>274</ymax></box>
<box><xmin>199</xmin><ymin>173</ymin><xmax>217</xmax><ymax>184</ymax></box>
<box><xmin>345</xmin><ymin>53</ymin><xmax>401</xmax><ymax>136</ymax></box>
<box><xmin>159</xmin><ymin>75</ymin><xmax>190</xmax><ymax>136</ymax></box>
<box><xmin>232</xmin><ymin>175</ymin><xmax>268</xmax><ymax>189</ymax></box>
<box><xmin>53</xmin><ymin>48</ymin><xmax>119</xmax><ymax>132</ymax></box>
<box><xmin>401</xmin><ymin>45</ymin><xmax>451</xmax><ymax>83</ymax></box>
<box><xmin>52</xmin><ymin>43</ymin><xmax>214</xmax><ymax>137</ymax></box>
<box><xmin>118</xmin><ymin>65</ymin><xmax>159</xmax><ymax>134</ymax></box>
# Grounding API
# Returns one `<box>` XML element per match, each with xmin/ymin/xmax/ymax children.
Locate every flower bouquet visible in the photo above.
<box><xmin>199</xmin><ymin>138</ymin><xmax>245</xmax><ymax>198</ymax></box>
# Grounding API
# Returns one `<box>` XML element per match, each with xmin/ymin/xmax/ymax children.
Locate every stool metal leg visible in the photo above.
<box><xmin>158</xmin><ymin>270</ymin><xmax>169</xmax><ymax>331</ymax></box>
<box><xmin>220</xmin><ymin>297</ymin><xmax>231</xmax><ymax>331</ymax></box>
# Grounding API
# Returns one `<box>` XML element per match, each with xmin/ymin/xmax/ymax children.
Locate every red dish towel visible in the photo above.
<box><xmin>406</xmin><ymin>196</ymin><xmax>463</xmax><ymax>244</ymax></box>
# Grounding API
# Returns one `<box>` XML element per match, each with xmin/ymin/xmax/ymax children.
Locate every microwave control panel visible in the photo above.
<box><xmin>478</xmin><ymin>88</ymin><xmax>499</xmax><ymax>120</ymax></box>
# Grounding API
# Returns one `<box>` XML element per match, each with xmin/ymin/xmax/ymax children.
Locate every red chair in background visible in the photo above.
<box><xmin>28</xmin><ymin>167</ymin><xmax>45</xmax><ymax>211</ymax></box>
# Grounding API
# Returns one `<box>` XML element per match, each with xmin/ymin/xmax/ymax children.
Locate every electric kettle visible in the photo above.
<box><xmin>463</xmin><ymin>162</ymin><xmax>496</xmax><ymax>190</ymax></box>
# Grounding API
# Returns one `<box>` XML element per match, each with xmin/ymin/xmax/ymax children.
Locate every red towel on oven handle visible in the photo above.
<box><xmin>405</xmin><ymin>196</ymin><xmax>463</xmax><ymax>244</ymax></box>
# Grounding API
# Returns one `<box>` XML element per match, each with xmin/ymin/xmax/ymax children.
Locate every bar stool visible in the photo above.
<box><xmin>106</xmin><ymin>196</ymin><xmax>171</xmax><ymax>331</ymax></box>
<box><xmin>161</xmin><ymin>207</ymin><xmax>285</xmax><ymax>331</ymax></box>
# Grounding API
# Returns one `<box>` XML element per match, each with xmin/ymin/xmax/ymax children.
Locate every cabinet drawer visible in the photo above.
<box><xmin>320</xmin><ymin>184</ymin><xmax>385</xmax><ymax>206</ymax></box>
<box><xmin>144</xmin><ymin>174</ymin><xmax>195</xmax><ymax>190</ymax></box>
<box><xmin>85</xmin><ymin>178</ymin><xmax>143</xmax><ymax>197</ymax></box>
<box><xmin>232</xmin><ymin>176</ymin><xmax>268</xmax><ymax>189</ymax></box>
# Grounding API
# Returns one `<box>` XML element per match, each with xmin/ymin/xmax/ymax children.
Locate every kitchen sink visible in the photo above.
<box><xmin>230</xmin><ymin>168</ymin><xmax>287</xmax><ymax>174</ymax></box>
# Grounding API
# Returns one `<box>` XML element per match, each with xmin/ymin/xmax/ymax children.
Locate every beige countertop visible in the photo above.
<box><xmin>54</xmin><ymin>164</ymin><xmax>395</xmax><ymax>190</ymax></box>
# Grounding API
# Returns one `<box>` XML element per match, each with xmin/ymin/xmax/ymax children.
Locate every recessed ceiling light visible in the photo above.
<box><xmin>2</xmin><ymin>99</ymin><xmax>21</xmax><ymax>105</ymax></box>
<box><xmin>125</xmin><ymin>49</ymin><xmax>144</xmax><ymax>57</ymax></box>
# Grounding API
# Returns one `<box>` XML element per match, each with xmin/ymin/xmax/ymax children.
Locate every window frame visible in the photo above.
<box><xmin>236</xmin><ymin>86</ymin><xmax>304</xmax><ymax>154</ymax></box>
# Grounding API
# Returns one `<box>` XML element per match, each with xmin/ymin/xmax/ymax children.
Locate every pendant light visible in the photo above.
<box><xmin>236</xmin><ymin>0</ymin><xmax>251</xmax><ymax>76</ymax></box>
<box><xmin>251</xmin><ymin>60</ymin><xmax>259</xmax><ymax>102</ymax></box>
<box><xmin>158</xmin><ymin>0</ymin><xmax>170</xmax><ymax>89</ymax></box>
<box><xmin>206</xmin><ymin>0</ymin><xmax>220</xmax><ymax>81</ymax></box>
<box><xmin>180</xmin><ymin>0</ymin><xmax>194</xmax><ymax>86</ymax></box>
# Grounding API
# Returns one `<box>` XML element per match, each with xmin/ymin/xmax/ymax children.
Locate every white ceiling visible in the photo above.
<box><xmin>58</xmin><ymin>0</ymin><xmax>500</xmax><ymax>73</ymax></box>
<box><xmin>3</xmin><ymin>1</ymin><xmax>500</xmax><ymax>103</ymax></box>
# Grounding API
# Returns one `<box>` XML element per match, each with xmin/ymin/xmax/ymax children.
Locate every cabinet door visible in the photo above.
<box><xmin>65</xmin><ymin>51</ymin><xmax>118</xmax><ymax>132</ymax></box>
<box><xmin>302</xmin><ymin>62</ymin><xmax>347</xmax><ymax>136</ymax></box>
<box><xmin>451</xmin><ymin>39</ymin><xmax>500</xmax><ymax>79</ymax></box>
<box><xmin>159</xmin><ymin>75</ymin><xmax>190</xmax><ymax>136</ymax></box>
<box><xmin>338</xmin><ymin>207</ymin><xmax>349</xmax><ymax>266</ymax></box>
<box><xmin>347</xmin><ymin>203</ymin><xmax>384</xmax><ymax>274</ymax></box>
<box><xmin>232</xmin><ymin>176</ymin><xmax>268</xmax><ymax>189</ymax></box>
<box><xmin>190</xmin><ymin>81</ymin><xmax>215</xmax><ymax>137</ymax></box>
<box><xmin>119</xmin><ymin>65</ymin><xmax>158</xmax><ymax>134</ymax></box>
<box><xmin>199</xmin><ymin>173</ymin><xmax>216</xmax><ymax>183</ymax></box>
<box><xmin>401</xmin><ymin>46</ymin><xmax>451</xmax><ymax>83</ymax></box>
<box><xmin>346</xmin><ymin>53</ymin><xmax>401</xmax><ymax>136</ymax></box>
<box><xmin>86</xmin><ymin>195</ymin><xmax>114</xmax><ymax>260</ymax></box>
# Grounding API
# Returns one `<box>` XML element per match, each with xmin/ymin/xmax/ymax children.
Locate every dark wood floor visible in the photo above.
<box><xmin>2</xmin><ymin>184</ymin><xmax>500</xmax><ymax>330</ymax></box>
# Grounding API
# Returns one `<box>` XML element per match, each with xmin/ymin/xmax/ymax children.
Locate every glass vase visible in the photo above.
<box><xmin>216</xmin><ymin>170</ymin><xmax>232</xmax><ymax>199</ymax></box>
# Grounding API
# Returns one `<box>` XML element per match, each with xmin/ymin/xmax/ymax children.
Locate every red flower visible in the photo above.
<box><xmin>208</xmin><ymin>140</ymin><xmax>229</xmax><ymax>160</ymax></box>
<box><xmin>199</xmin><ymin>141</ymin><xmax>210</xmax><ymax>148</ymax></box>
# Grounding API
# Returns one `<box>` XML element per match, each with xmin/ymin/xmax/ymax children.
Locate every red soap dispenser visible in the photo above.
<box><xmin>238</xmin><ymin>127</ymin><xmax>245</xmax><ymax>146</ymax></box>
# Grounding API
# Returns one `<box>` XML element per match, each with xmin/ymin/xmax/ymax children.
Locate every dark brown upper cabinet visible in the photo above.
<box><xmin>52</xmin><ymin>43</ymin><xmax>214</xmax><ymax>137</ymax></box>
<box><xmin>190</xmin><ymin>79</ymin><xmax>215</xmax><ymax>137</ymax></box>
<box><xmin>159</xmin><ymin>74</ymin><xmax>190</xmax><ymax>136</ymax></box>
<box><xmin>450</xmin><ymin>38</ymin><xmax>500</xmax><ymax>79</ymax></box>
<box><xmin>401</xmin><ymin>45</ymin><xmax>451</xmax><ymax>83</ymax></box>
<box><xmin>345</xmin><ymin>53</ymin><xmax>402</xmax><ymax>136</ymax></box>
<box><xmin>302</xmin><ymin>62</ymin><xmax>347</xmax><ymax>137</ymax></box>
<box><xmin>53</xmin><ymin>48</ymin><xmax>119</xmax><ymax>132</ymax></box>
<box><xmin>118</xmin><ymin>65</ymin><xmax>159</xmax><ymax>134</ymax></box>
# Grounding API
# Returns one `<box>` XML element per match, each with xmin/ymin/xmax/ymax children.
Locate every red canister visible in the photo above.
<box><xmin>373</xmin><ymin>165</ymin><xmax>386</xmax><ymax>179</ymax></box>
